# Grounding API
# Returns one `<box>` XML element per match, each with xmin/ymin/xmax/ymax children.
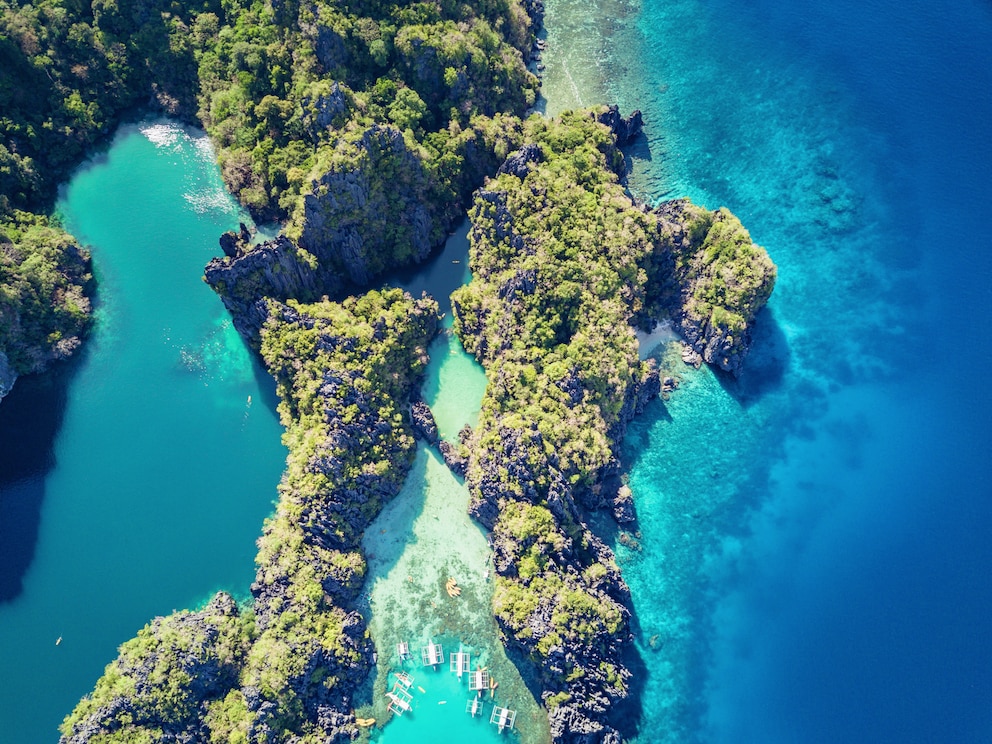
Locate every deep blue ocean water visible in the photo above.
<box><xmin>595</xmin><ymin>0</ymin><xmax>992</xmax><ymax>740</ymax></box>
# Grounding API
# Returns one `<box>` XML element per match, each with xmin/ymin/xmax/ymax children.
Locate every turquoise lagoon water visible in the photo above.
<box><xmin>0</xmin><ymin>122</ymin><xmax>287</xmax><ymax>743</ymax></box>
<box><xmin>360</xmin><ymin>225</ymin><xmax>547</xmax><ymax>743</ymax></box>
<box><xmin>537</xmin><ymin>0</ymin><xmax>992</xmax><ymax>740</ymax></box>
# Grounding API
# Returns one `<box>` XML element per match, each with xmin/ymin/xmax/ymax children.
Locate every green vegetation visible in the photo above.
<box><xmin>0</xmin><ymin>0</ymin><xmax>200</xmax><ymax>212</ymax></box>
<box><xmin>59</xmin><ymin>593</ymin><xmax>256</xmax><ymax>742</ymax></box>
<box><xmin>0</xmin><ymin>210</ymin><xmax>92</xmax><ymax>384</ymax></box>
<box><xmin>1</xmin><ymin>0</ymin><xmax>204</xmax><ymax>385</ymax></box>
<box><xmin>255</xmin><ymin>287</ymin><xmax>436</xmax><ymax>582</ymax></box>
<box><xmin>0</xmin><ymin>0</ymin><xmax>535</xmax><ymax>216</ymax></box>
<box><xmin>658</xmin><ymin>197</ymin><xmax>776</xmax><ymax>336</ymax></box>
<box><xmin>194</xmin><ymin>0</ymin><xmax>537</xmax><ymax>224</ymax></box>
<box><xmin>453</xmin><ymin>110</ymin><xmax>775</xmax><ymax>731</ymax></box>
<box><xmin>2</xmin><ymin>0</ymin><xmax>539</xmax><ymax>384</ymax></box>
<box><xmin>6</xmin><ymin>0</ymin><xmax>774</xmax><ymax>732</ymax></box>
<box><xmin>61</xmin><ymin>289</ymin><xmax>438</xmax><ymax>742</ymax></box>
<box><xmin>453</xmin><ymin>111</ymin><xmax>657</xmax><ymax>725</ymax></box>
<box><xmin>455</xmin><ymin>112</ymin><xmax>658</xmax><ymax>487</ymax></box>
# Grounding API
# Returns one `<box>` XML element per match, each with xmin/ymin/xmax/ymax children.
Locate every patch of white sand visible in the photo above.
<box><xmin>636</xmin><ymin>320</ymin><xmax>681</xmax><ymax>360</ymax></box>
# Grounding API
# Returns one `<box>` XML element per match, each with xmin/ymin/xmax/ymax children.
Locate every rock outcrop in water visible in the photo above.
<box><xmin>649</xmin><ymin>198</ymin><xmax>777</xmax><ymax>376</ymax></box>
<box><xmin>60</xmin><ymin>289</ymin><xmax>438</xmax><ymax>744</ymax></box>
<box><xmin>596</xmin><ymin>104</ymin><xmax>644</xmax><ymax>147</ymax></box>
<box><xmin>59</xmin><ymin>593</ymin><xmax>252</xmax><ymax>744</ymax></box>
<box><xmin>452</xmin><ymin>110</ymin><xmax>774</xmax><ymax>742</ymax></box>
<box><xmin>205</xmin><ymin>234</ymin><xmax>344</xmax><ymax>339</ymax></box>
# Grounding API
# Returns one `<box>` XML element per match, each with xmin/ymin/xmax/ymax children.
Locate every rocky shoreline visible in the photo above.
<box><xmin>449</xmin><ymin>111</ymin><xmax>774</xmax><ymax>742</ymax></box>
<box><xmin>58</xmin><ymin>104</ymin><xmax>773</xmax><ymax>743</ymax></box>
<box><xmin>50</xmin><ymin>0</ymin><xmax>777</xmax><ymax>734</ymax></box>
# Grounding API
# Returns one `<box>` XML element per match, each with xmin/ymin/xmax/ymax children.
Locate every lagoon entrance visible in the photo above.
<box><xmin>0</xmin><ymin>124</ymin><xmax>546</xmax><ymax>744</ymax></box>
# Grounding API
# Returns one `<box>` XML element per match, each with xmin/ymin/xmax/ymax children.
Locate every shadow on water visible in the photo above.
<box><xmin>618</xmin><ymin>394</ymin><xmax>671</xmax><ymax>473</ymax></box>
<box><xmin>0</xmin><ymin>354</ymin><xmax>82</xmax><ymax>604</ymax></box>
<box><xmin>621</xmin><ymin>135</ymin><xmax>653</xmax><ymax>183</ymax></box>
<box><xmin>365</xmin><ymin>447</ymin><xmax>431</xmax><ymax>584</ymax></box>
<box><xmin>713</xmin><ymin>306</ymin><xmax>790</xmax><ymax>407</ymax></box>
<box><xmin>248</xmin><ymin>348</ymin><xmax>282</xmax><ymax>421</ymax></box>
<box><xmin>349</xmin><ymin>447</ymin><xmax>430</xmax><ymax>708</ymax></box>
<box><xmin>382</xmin><ymin>218</ymin><xmax>471</xmax><ymax>318</ymax></box>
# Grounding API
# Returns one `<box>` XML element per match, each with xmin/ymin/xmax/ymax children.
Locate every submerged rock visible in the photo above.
<box><xmin>410</xmin><ymin>398</ymin><xmax>439</xmax><ymax>445</ymax></box>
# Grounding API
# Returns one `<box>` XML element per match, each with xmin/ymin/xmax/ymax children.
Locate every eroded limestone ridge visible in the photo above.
<box><xmin>450</xmin><ymin>110</ymin><xmax>775</xmax><ymax>742</ymax></box>
<box><xmin>203</xmin><ymin>116</ymin><xmax>528</xmax><ymax>342</ymax></box>
<box><xmin>59</xmin><ymin>289</ymin><xmax>438</xmax><ymax>743</ymax></box>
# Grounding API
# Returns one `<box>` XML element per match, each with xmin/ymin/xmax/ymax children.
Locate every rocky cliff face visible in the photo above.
<box><xmin>650</xmin><ymin>198</ymin><xmax>777</xmax><ymax>376</ymax></box>
<box><xmin>467</xmin><ymin>422</ymin><xmax>637</xmax><ymax>744</ymax></box>
<box><xmin>0</xmin><ymin>219</ymin><xmax>93</xmax><ymax>402</ymax></box>
<box><xmin>59</xmin><ymin>593</ymin><xmax>254</xmax><ymax>744</ymax></box>
<box><xmin>596</xmin><ymin>104</ymin><xmax>644</xmax><ymax>148</ymax></box>
<box><xmin>452</xmin><ymin>115</ymin><xmax>672</xmax><ymax>743</ymax></box>
<box><xmin>451</xmin><ymin>111</ymin><xmax>775</xmax><ymax>743</ymax></box>
<box><xmin>243</xmin><ymin>290</ymin><xmax>437</xmax><ymax>741</ymax></box>
<box><xmin>295</xmin><ymin>125</ymin><xmax>443</xmax><ymax>286</ymax></box>
<box><xmin>205</xmin><ymin>124</ymin><xmax>459</xmax><ymax>341</ymax></box>
<box><xmin>204</xmin><ymin>234</ymin><xmax>345</xmax><ymax>340</ymax></box>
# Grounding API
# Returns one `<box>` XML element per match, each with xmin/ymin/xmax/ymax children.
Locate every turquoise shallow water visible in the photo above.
<box><xmin>0</xmin><ymin>122</ymin><xmax>286</xmax><ymax>743</ymax></box>
<box><xmin>365</xmin><ymin>225</ymin><xmax>546</xmax><ymax>742</ymax></box>
<box><xmin>554</xmin><ymin>0</ymin><xmax>992</xmax><ymax>739</ymax></box>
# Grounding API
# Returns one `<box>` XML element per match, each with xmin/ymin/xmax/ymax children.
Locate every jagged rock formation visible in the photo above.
<box><xmin>410</xmin><ymin>397</ymin><xmax>440</xmax><ymax>445</ymax></box>
<box><xmin>294</xmin><ymin>125</ymin><xmax>441</xmax><ymax>286</ymax></box>
<box><xmin>59</xmin><ymin>593</ymin><xmax>253</xmax><ymax>744</ymax></box>
<box><xmin>60</xmin><ymin>289</ymin><xmax>438</xmax><ymax>743</ymax></box>
<box><xmin>650</xmin><ymin>198</ymin><xmax>777</xmax><ymax>376</ymax></box>
<box><xmin>596</xmin><ymin>104</ymin><xmax>644</xmax><ymax>147</ymax></box>
<box><xmin>205</xmin><ymin>234</ymin><xmax>345</xmax><ymax>340</ymax></box>
<box><xmin>438</xmin><ymin>425</ymin><xmax>473</xmax><ymax>476</ymax></box>
<box><xmin>204</xmin><ymin>119</ymin><xmax>527</xmax><ymax>341</ymax></box>
<box><xmin>453</xmin><ymin>113</ymin><xmax>660</xmax><ymax>742</ymax></box>
<box><xmin>452</xmin><ymin>110</ymin><xmax>774</xmax><ymax>742</ymax></box>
